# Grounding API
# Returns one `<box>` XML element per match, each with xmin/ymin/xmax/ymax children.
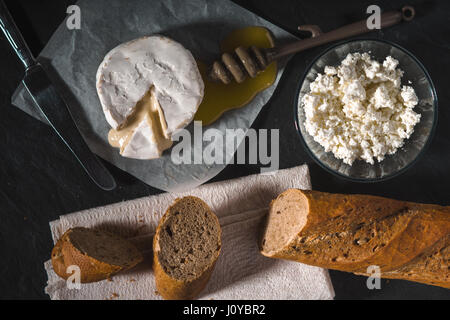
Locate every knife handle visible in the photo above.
<box><xmin>0</xmin><ymin>0</ymin><xmax>36</xmax><ymax>70</ymax></box>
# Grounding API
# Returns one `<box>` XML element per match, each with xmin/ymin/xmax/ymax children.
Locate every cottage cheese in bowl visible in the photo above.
<box><xmin>301</xmin><ymin>52</ymin><xmax>421</xmax><ymax>165</ymax></box>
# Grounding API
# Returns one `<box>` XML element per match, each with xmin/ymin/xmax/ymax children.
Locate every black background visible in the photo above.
<box><xmin>0</xmin><ymin>0</ymin><xmax>449</xmax><ymax>299</ymax></box>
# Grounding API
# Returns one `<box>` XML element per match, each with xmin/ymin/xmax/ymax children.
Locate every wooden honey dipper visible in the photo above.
<box><xmin>210</xmin><ymin>6</ymin><xmax>415</xmax><ymax>84</ymax></box>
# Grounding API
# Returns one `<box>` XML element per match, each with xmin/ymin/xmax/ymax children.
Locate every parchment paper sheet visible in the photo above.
<box><xmin>12</xmin><ymin>0</ymin><xmax>296</xmax><ymax>192</ymax></box>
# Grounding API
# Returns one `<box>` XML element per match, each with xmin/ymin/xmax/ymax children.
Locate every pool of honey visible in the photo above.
<box><xmin>194</xmin><ymin>26</ymin><xmax>278</xmax><ymax>126</ymax></box>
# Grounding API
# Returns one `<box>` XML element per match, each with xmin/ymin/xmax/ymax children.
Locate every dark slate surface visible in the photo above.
<box><xmin>0</xmin><ymin>0</ymin><xmax>449</xmax><ymax>299</ymax></box>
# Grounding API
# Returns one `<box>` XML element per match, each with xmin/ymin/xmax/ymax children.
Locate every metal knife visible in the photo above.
<box><xmin>0</xmin><ymin>1</ymin><xmax>116</xmax><ymax>191</ymax></box>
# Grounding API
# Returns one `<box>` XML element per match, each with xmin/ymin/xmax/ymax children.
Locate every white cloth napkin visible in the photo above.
<box><xmin>44</xmin><ymin>165</ymin><xmax>335</xmax><ymax>300</ymax></box>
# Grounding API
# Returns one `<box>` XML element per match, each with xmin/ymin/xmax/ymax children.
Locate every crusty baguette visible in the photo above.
<box><xmin>260</xmin><ymin>189</ymin><xmax>450</xmax><ymax>288</ymax></box>
<box><xmin>51</xmin><ymin>227</ymin><xmax>143</xmax><ymax>283</ymax></box>
<box><xmin>153</xmin><ymin>196</ymin><xmax>222</xmax><ymax>300</ymax></box>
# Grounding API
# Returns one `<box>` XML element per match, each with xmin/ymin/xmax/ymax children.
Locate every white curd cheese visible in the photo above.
<box><xmin>301</xmin><ymin>52</ymin><xmax>421</xmax><ymax>165</ymax></box>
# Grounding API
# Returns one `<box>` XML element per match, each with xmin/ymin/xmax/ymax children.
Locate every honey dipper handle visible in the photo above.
<box><xmin>267</xmin><ymin>6</ymin><xmax>415</xmax><ymax>61</ymax></box>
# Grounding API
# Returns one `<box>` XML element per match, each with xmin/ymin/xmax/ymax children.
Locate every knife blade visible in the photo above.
<box><xmin>23</xmin><ymin>65</ymin><xmax>117</xmax><ymax>191</ymax></box>
<box><xmin>0</xmin><ymin>0</ymin><xmax>116</xmax><ymax>191</ymax></box>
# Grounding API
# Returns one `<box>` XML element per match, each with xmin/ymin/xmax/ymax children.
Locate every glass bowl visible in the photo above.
<box><xmin>294</xmin><ymin>39</ymin><xmax>437</xmax><ymax>182</ymax></box>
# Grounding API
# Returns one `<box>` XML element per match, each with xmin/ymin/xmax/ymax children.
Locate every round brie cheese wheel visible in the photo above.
<box><xmin>96</xmin><ymin>35</ymin><xmax>204</xmax><ymax>159</ymax></box>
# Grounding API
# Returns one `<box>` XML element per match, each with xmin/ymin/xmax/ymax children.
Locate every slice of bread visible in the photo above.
<box><xmin>51</xmin><ymin>227</ymin><xmax>143</xmax><ymax>283</ymax></box>
<box><xmin>153</xmin><ymin>196</ymin><xmax>222</xmax><ymax>300</ymax></box>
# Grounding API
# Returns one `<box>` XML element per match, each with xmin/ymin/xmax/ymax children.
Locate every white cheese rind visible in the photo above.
<box><xmin>97</xmin><ymin>35</ymin><xmax>204</xmax><ymax>132</ymax></box>
<box><xmin>302</xmin><ymin>53</ymin><xmax>421</xmax><ymax>165</ymax></box>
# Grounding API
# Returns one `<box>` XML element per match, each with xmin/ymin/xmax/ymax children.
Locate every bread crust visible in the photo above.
<box><xmin>51</xmin><ymin>228</ymin><xmax>143</xmax><ymax>283</ymax></box>
<box><xmin>153</xmin><ymin>247</ymin><xmax>218</xmax><ymax>300</ymax></box>
<box><xmin>153</xmin><ymin>196</ymin><xmax>221</xmax><ymax>300</ymax></box>
<box><xmin>261</xmin><ymin>189</ymin><xmax>450</xmax><ymax>289</ymax></box>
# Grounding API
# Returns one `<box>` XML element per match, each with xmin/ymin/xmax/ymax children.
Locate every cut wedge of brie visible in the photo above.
<box><xmin>96</xmin><ymin>36</ymin><xmax>204</xmax><ymax>159</ymax></box>
<box><xmin>108</xmin><ymin>87</ymin><xmax>173</xmax><ymax>159</ymax></box>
